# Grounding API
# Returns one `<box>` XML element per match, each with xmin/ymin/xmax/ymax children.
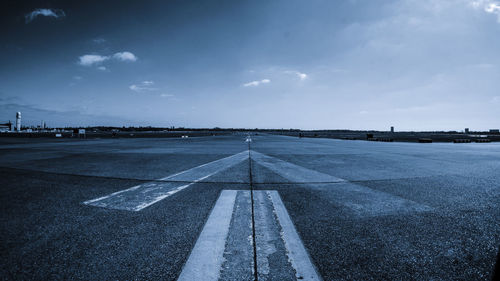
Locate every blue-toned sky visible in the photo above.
<box><xmin>1</xmin><ymin>0</ymin><xmax>499</xmax><ymax>130</ymax></box>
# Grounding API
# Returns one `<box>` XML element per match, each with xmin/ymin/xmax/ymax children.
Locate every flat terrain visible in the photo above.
<box><xmin>0</xmin><ymin>134</ymin><xmax>499</xmax><ymax>280</ymax></box>
<box><xmin>279</xmin><ymin>130</ymin><xmax>500</xmax><ymax>143</ymax></box>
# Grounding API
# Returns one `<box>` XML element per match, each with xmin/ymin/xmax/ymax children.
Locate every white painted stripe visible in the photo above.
<box><xmin>251</xmin><ymin>150</ymin><xmax>346</xmax><ymax>183</ymax></box>
<box><xmin>252</xmin><ymin>151</ymin><xmax>431</xmax><ymax>216</ymax></box>
<box><xmin>177</xmin><ymin>190</ymin><xmax>237</xmax><ymax>281</ymax></box>
<box><xmin>267</xmin><ymin>190</ymin><xmax>322</xmax><ymax>281</ymax></box>
<box><xmin>83</xmin><ymin>151</ymin><xmax>248</xmax><ymax>211</ymax></box>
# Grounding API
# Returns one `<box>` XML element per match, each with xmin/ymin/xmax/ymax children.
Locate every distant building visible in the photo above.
<box><xmin>390</xmin><ymin>126</ymin><xmax>394</xmax><ymax>133</ymax></box>
<box><xmin>16</xmin><ymin>112</ymin><xmax>21</xmax><ymax>131</ymax></box>
<box><xmin>464</xmin><ymin>128</ymin><xmax>469</xmax><ymax>134</ymax></box>
<box><xmin>490</xmin><ymin>129</ymin><xmax>499</xmax><ymax>134</ymax></box>
<box><xmin>0</xmin><ymin>121</ymin><xmax>11</xmax><ymax>132</ymax></box>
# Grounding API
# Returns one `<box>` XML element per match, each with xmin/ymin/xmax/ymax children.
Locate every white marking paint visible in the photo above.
<box><xmin>251</xmin><ymin>151</ymin><xmax>431</xmax><ymax>216</ymax></box>
<box><xmin>267</xmin><ymin>190</ymin><xmax>322</xmax><ymax>281</ymax></box>
<box><xmin>177</xmin><ymin>190</ymin><xmax>237</xmax><ymax>281</ymax></box>
<box><xmin>83</xmin><ymin>151</ymin><xmax>248</xmax><ymax>211</ymax></box>
<box><xmin>251</xmin><ymin>150</ymin><xmax>346</xmax><ymax>183</ymax></box>
<box><xmin>178</xmin><ymin>190</ymin><xmax>322</xmax><ymax>280</ymax></box>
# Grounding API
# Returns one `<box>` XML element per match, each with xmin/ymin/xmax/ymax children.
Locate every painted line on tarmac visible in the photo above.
<box><xmin>177</xmin><ymin>190</ymin><xmax>237</xmax><ymax>281</ymax></box>
<box><xmin>251</xmin><ymin>151</ymin><xmax>431</xmax><ymax>216</ymax></box>
<box><xmin>267</xmin><ymin>190</ymin><xmax>322</xmax><ymax>280</ymax></box>
<box><xmin>177</xmin><ymin>190</ymin><xmax>321</xmax><ymax>281</ymax></box>
<box><xmin>250</xmin><ymin>150</ymin><xmax>346</xmax><ymax>183</ymax></box>
<box><xmin>83</xmin><ymin>151</ymin><xmax>248</xmax><ymax>211</ymax></box>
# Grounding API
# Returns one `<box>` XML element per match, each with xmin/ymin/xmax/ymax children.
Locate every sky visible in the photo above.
<box><xmin>0</xmin><ymin>0</ymin><xmax>499</xmax><ymax>130</ymax></box>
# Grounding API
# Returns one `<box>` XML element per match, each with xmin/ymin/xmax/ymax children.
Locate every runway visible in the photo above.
<box><xmin>0</xmin><ymin>134</ymin><xmax>499</xmax><ymax>280</ymax></box>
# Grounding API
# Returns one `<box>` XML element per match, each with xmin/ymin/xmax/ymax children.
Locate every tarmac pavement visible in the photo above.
<box><xmin>0</xmin><ymin>134</ymin><xmax>499</xmax><ymax>280</ymax></box>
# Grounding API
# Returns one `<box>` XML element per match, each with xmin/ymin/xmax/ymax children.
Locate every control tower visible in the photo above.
<box><xmin>16</xmin><ymin>112</ymin><xmax>21</xmax><ymax>131</ymax></box>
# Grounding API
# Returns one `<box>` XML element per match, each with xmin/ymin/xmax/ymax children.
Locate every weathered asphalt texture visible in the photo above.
<box><xmin>1</xmin><ymin>134</ymin><xmax>499</xmax><ymax>280</ymax></box>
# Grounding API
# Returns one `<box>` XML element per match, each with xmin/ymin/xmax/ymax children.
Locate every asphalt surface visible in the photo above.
<box><xmin>0</xmin><ymin>134</ymin><xmax>499</xmax><ymax>280</ymax></box>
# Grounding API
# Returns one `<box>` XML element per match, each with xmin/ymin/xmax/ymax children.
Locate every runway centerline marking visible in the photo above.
<box><xmin>177</xmin><ymin>190</ymin><xmax>322</xmax><ymax>281</ymax></box>
<box><xmin>83</xmin><ymin>151</ymin><xmax>248</xmax><ymax>211</ymax></box>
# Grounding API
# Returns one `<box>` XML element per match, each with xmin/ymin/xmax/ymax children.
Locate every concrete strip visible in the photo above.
<box><xmin>219</xmin><ymin>190</ymin><xmax>254</xmax><ymax>281</ymax></box>
<box><xmin>83</xmin><ymin>151</ymin><xmax>248</xmax><ymax>211</ymax></box>
<box><xmin>177</xmin><ymin>190</ymin><xmax>237</xmax><ymax>281</ymax></box>
<box><xmin>254</xmin><ymin>190</ymin><xmax>299</xmax><ymax>280</ymax></box>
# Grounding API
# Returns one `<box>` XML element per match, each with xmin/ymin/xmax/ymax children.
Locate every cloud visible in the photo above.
<box><xmin>129</xmin><ymin>81</ymin><xmax>158</xmax><ymax>92</ymax></box>
<box><xmin>244</xmin><ymin>81</ymin><xmax>260</xmax><ymax>87</ymax></box>
<box><xmin>129</xmin><ymin>85</ymin><xmax>141</xmax><ymax>91</ymax></box>
<box><xmin>285</xmin><ymin>70</ymin><xmax>308</xmax><ymax>80</ymax></box>
<box><xmin>25</xmin><ymin>8</ymin><xmax>65</xmax><ymax>23</ymax></box>
<box><xmin>113</xmin><ymin>52</ymin><xmax>137</xmax><ymax>62</ymax></box>
<box><xmin>93</xmin><ymin>38</ymin><xmax>106</xmax><ymax>44</ymax></box>
<box><xmin>78</xmin><ymin>51</ymin><xmax>137</xmax><ymax>67</ymax></box>
<box><xmin>243</xmin><ymin>79</ymin><xmax>271</xmax><ymax>87</ymax></box>
<box><xmin>471</xmin><ymin>0</ymin><xmax>500</xmax><ymax>21</ymax></box>
<box><xmin>297</xmin><ymin>72</ymin><xmax>308</xmax><ymax>80</ymax></box>
<box><xmin>130</xmin><ymin>82</ymin><xmax>173</xmax><ymax>98</ymax></box>
<box><xmin>486</xmin><ymin>3</ymin><xmax>500</xmax><ymax>13</ymax></box>
<box><xmin>97</xmin><ymin>66</ymin><xmax>107</xmax><ymax>71</ymax></box>
<box><xmin>78</xmin><ymin>54</ymin><xmax>109</xmax><ymax>66</ymax></box>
